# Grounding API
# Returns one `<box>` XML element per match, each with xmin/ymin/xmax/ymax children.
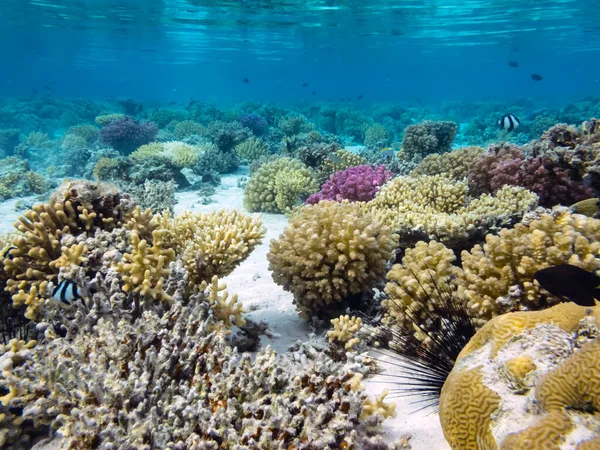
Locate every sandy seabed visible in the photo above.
<box><xmin>0</xmin><ymin>169</ymin><xmax>450</xmax><ymax>450</ymax></box>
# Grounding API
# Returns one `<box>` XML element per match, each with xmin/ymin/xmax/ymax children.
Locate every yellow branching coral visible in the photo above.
<box><xmin>114</xmin><ymin>230</ymin><xmax>175</xmax><ymax>302</ymax></box>
<box><xmin>456</xmin><ymin>209</ymin><xmax>600</xmax><ymax>327</ymax></box>
<box><xmin>411</xmin><ymin>146</ymin><xmax>484</xmax><ymax>180</ymax></box>
<box><xmin>328</xmin><ymin>315</ymin><xmax>362</xmax><ymax>350</ymax></box>
<box><xmin>268</xmin><ymin>201</ymin><xmax>397</xmax><ymax>319</ymax></box>
<box><xmin>49</xmin><ymin>243</ymin><xmax>88</xmax><ymax>270</ymax></box>
<box><xmin>361</xmin><ymin>389</ymin><xmax>397</xmax><ymax>419</ymax></box>
<box><xmin>243</xmin><ymin>157</ymin><xmax>319</xmax><ymax>213</ymax></box>
<box><xmin>235</xmin><ymin>138</ymin><xmax>269</xmax><ymax>163</ymax></box>
<box><xmin>158</xmin><ymin>209</ymin><xmax>265</xmax><ymax>284</ymax></box>
<box><xmin>124</xmin><ymin>206</ymin><xmax>159</xmax><ymax>241</ymax></box>
<box><xmin>203</xmin><ymin>275</ymin><xmax>246</xmax><ymax>332</ymax></box>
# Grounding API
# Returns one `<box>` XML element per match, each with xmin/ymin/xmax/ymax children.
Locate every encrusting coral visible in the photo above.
<box><xmin>243</xmin><ymin>157</ymin><xmax>319</xmax><ymax>213</ymax></box>
<box><xmin>439</xmin><ymin>302</ymin><xmax>600</xmax><ymax>450</ymax></box>
<box><xmin>268</xmin><ymin>201</ymin><xmax>397</xmax><ymax>319</ymax></box>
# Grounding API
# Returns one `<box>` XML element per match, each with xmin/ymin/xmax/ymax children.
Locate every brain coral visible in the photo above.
<box><xmin>306</xmin><ymin>164</ymin><xmax>393</xmax><ymax>204</ymax></box>
<box><xmin>243</xmin><ymin>157</ymin><xmax>319</xmax><ymax>213</ymax></box>
<box><xmin>267</xmin><ymin>201</ymin><xmax>397</xmax><ymax>319</ymax></box>
<box><xmin>456</xmin><ymin>207</ymin><xmax>600</xmax><ymax>327</ymax></box>
<box><xmin>439</xmin><ymin>303</ymin><xmax>600</xmax><ymax>450</ymax></box>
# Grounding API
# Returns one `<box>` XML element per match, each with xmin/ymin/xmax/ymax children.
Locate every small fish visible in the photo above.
<box><xmin>508</xmin><ymin>61</ymin><xmax>519</xmax><ymax>68</ymax></box>
<box><xmin>357</xmin><ymin>94</ymin><xmax>363</xmax><ymax>100</ymax></box>
<box><xmin>531</xmin><ymin>73</ymin><xmax>544</xmax><ymax>81</ymax></box>
<box><xmin>498</xmin><ymin>113</ymin><xmax>521</xmax><ymax>132</ymax></box>
<box><xmin>328</xmin><ymin>153</ymin><xmax>343</xmax><ymax>164</ymax></box>
<box><xmin>243</xmin><ymin>77</ymin><xmax>249</xmax><ymax>83</ymax></box>
<box><xmin>312</xmin><ymin>91</ymin><xmax>316</xmax><ymax>96</ymax></box>
<box><xmin>534</xmin><ymin>264</ymin><xmax>600</xmax><ymax>307</ymax></box>
<box><xmin>2</xmin><ymin>245</ymin><xmax>17</xmax><ymax>259</ymax></box>
<box><xmin>381</xmin><ymin>148</ymin><xmax>394</xmax><ymax>158</ymax></box>
<box><xmin>52</xmin><ymin>280</ymin><xmax>82</xmax><ymax>305</ymax></box>
<box><xmin>302</xmin><ymin>82</ymin><xmax>309</xmax><ymax>88</ymax></box>
<box><xmin>107</xmin><ymin>95</ymin><xmax>113</xmax><ymax>103</ymax></box>
<box><xmin>570</xmin><ymin>198</ymin><xmax>600</xmax><ymax>217</ymax></box>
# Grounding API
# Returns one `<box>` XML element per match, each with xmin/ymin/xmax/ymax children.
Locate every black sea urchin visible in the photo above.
<box><xmin>358</xmin><ymin>270</ymin><xmax>476</xmax><ymax>412</ymax></box>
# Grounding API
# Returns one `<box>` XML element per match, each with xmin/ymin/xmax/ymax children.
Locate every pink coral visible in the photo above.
<box><xmin>306</xmin><ymin>164</ymin><xmax>393</xmax><ymax>204</ymax></box>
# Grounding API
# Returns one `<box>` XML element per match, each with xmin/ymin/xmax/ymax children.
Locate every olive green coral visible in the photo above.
<box><xmin>243</xmin><ymin>157</ymin><xmax>319</xmax><ymax>213</ymax></box>
<box><xmin>267</xmin><ymin>201</ymin><xmax>397</xmax><ymax>319</ymax></box>
<box><xmin>235</xmin><ymin>137</ymin><xmax>269</xmax><ymax>163</ymax></box>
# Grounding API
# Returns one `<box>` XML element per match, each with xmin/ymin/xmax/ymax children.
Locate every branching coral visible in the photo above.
<box><xmin>401</xmin><ymin>120</ymin><xmax>457</xmax><ymax>158</ymax></box>
<box><xmin>99</xmin><ymin>117</ymin><xmax>158</xmax><ymax>154</ymax></box>
<box><xmin>411</xmin><ymin>146</ymin><xmax>484</xmax><ymax>180</ymax></box>
<box><xmin>243</xmin><ymin>157</ymin><xmax>319</xmax><ymax>213</ymax></box>
<box><xmin>206</xmin><ymin>120</ymin><xmax>252</xmax><ymax>152</ymax></box>
<box><xmin>328</xmin><ymin>315</ymin><xmax>363</xmax><ymax>350</ymax></box>
<box><xmin>363</xmin><ymin>123</ymin><xmax>392</xmax><ymax>147</ymax></box>
<box><xmin>173</xmin><ymin>120</ymin><xmax>206</xmax><ymax>139</ymax></box>
<box><xmin>235</xmin><ymin>137</ymin><xmax>269</xmax><ymax>163</ymax></box>
<box><xmin>316</xmin><ymin>149</ymin><xmax>367</xmax><ymax>184</ymax></box>
<box><xmin>267</xmin><ymin>201</ymin><xmax>397</xmax><ymax>319</ymax></box>
<box><xmin>307</xmin><ymin>164</ymin><xmax>393</xmax><ymax>204</ymax></box>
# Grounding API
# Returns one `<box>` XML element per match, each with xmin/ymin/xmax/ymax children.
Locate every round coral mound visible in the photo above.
<box><xmin>306</xmin><ymin>164</ymin><xmax>393</xmax><ymax>204</ymax></box>
<box><xmin>267</xmin><ymin>201</ymin><xmax>397</xmax><ymax>319</ymax></box>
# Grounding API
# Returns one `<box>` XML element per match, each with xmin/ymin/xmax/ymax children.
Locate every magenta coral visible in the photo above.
<box><xmin>306</xmin><ymin>164</ymin><xmax>393</xmax><ymax>204</ymax></box>
<box><xmin>99</xmin><ymin>117</ymin><xmax>158</xmax><ymax>154</ymax></box>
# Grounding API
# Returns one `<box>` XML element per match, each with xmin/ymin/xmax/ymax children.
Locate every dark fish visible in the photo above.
<box><xmin>107</xmin><ymin>95</ymin><xmax>113</xmax><ymax>103</ymax></box>
<box><xmin>243</xmin><ymin>77</ymin><xmax>249</xmax><ymax>83</ymax></box>
<box><xmin>44</xmin><ymin>85</ymin><xmax>51</xmax><ymax>91</ymax></box>
<box><xmin>498</xmin><ymin>113</ymin><xmax>521</xmax><ymax>132</ymax></box>
<box><xmin>312</xmin><ymin>91</ymin><xmax>316</xmax><ymax>96</ymax></box>
<box><xmin>328</xmin><ymin>153</ymin><xmax>343</xmax><ymax>164</ymax></box>
<box><xmin>3</xmin><ymin>246</ymin><xmax>17</xmax><ymax>259</ymax></box>
<box><xmin>188</xmin><ymin>100</ymin><xmax>197</xmax><ymax>108</ymax></box>
<box><xmin>52</xmin><ymin>280</ymin><xmax>82</xmax><ymax>305</ymax></box>
<box><xmin>570</xmin><ymin>198</ymin><xmax>600</xmax><ymax>217</ymax></box>
<box><xmin>508</xmin><ymin>61</ymin><xmax>519</xmax><ymax>68</ymax></box>
<box><xmin>302</xmin><ymin>82</ymin><xmax>309</xmax><ymax>88</ymax></box>
<box><xmin>531</xmin><ymin>73</ymin><xmax>544</xmax><ymax>81</ymax></box>
<box><xmin>358</xmin><ymin>94</ymin><xmax>363</xmax><ymax>100</ymax></box>
<box><xmin>534</xmin><ymin>264</ymin><xmax>600</xmax><ymax>307</ymax></box>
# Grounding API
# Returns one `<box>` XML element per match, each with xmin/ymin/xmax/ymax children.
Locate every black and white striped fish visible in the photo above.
<box><xmin>498</xmin><ymin>114</ymin><xmax>521</xmax><ymax>132</ymax></box>
<box><xmin>52</xmin><ymin>280</ymin><xmax>82</xmax><ymax>305</ymax></box>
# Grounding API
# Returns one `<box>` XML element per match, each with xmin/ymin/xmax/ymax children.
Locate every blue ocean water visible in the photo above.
<box><xmin>2</xmin><ymin>0</ymin><xmax>600</xmax><ymax>105</ymax></box>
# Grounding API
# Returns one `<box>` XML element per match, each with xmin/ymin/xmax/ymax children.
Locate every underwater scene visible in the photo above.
<box><xmin>2</xmin><ymin>0</ymin><xmax>600</xmax><ymax>449</ymax></box>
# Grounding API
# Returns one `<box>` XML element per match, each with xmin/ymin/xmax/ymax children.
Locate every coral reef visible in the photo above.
<box><xmin>328</xmin><ymin>315</ymin><xmax>363</xmax><ymax>350</ymax></box>
<box><xmin>173</xmin><ymin>120</ymin><xmax>206</xmax><ymax>140</ymax></box>
<box><xmin>238</xmin><ymin>112</ymin><xmax>268</xmax><ymax>136</ymax></box>
<box><xmin>268</xmin><ymin>201</ymin><xmax>397</xmax><ymax>319</ymax></box>
<box><xmin>440</xmin><ymin>303</ymin><xmax>600</xmax><ymax>449</ymax></box>
<box><xmin>206</xmin><ymin>120</ymin><xmax>252</xmax><ymax>152</ymax></box>
<box><xmin>363</xmin><ymin>123</ymin><xmax>392</xmax><ymax>147</ymax></box>
<box><xmin>401</xmin><ymin>120</ymin><xmax>457</xmax><ymax>158</ymax></box>
<box><xmin>235</xmin><ymin>137</ymin><xmax>270</xmax><ymax>163</ymax></box>
<box><xmin>411</xmin><ymin>146</ymin><xmax>484</xmax><ymax>180</ymax></box>
<box><xmin>243</xmin><ymin>157</ymin><xmax>319</xmax><ymax>213</ymax></box>
<box><xmin>316</xmin><ymin>149</ymin><xmax>367</xmax><ymax>184</ymax></box>
<box><xmin>307</xmin><ymin>164</ymin><xmax>393</xmax><ymax>204</ymax></box>
<box><xmin>0</xmin><ymin>128</ymin><xmax>20</xmax><ymax>156</ymax></box>
<box><xmin>0</xmin><ymin>156</ymin><xmax>50</xmax><ymax>201</ymax></box>
<box><xmin>99</xmin><ymin>117</ymin><xmax>158</xmax><ymax>154</ymax></box>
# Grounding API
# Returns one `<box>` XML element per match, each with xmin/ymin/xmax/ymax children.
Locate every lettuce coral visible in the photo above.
<box><xmin>267</xmin><ymin>201</ymin><xmax>397</xmax><ymax>319</ymax></box>
<box><xmin>306</xmin><ymin>164</ymin><xmax>393</xmax><ymax>204</ymax></box>
<box><xmin>243</xmin><ymin>157</ymin><xmax>319</xmax><ymax>213</ymax></box>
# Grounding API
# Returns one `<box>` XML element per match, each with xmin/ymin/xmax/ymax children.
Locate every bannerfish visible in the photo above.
<box><xmin>508</xmin><ymin>61</ymin><xmax>519</xmax><ymax>68</ymax></box>
<box><xmin>381</xmin><ymin>148</ymin><xmax>394</xmax><ymax>158</ymax></box>
<box><xmin>534</xmin><ymin>264</ymin><xmax>600</xmax><ymax>307</ymax></box>
<box><xmin>52</xmin><ymin>279</ymin><xmax>82</xmax><ymax>305</ymax></box>
<box><xmin>531</xmin><ymin>73</ymin><xmax>544</xmax><ymax>81</ymax></box>
<box><xmin>570</xmin><ymin>197</ymin><xmax>600</xmax><ymax>217</ymax></box>
<box><xmin>498</xmin><ymin>113</ymin><xmax>520</xmax><ymax>131</ymax></box>
<box><xmin>243</xmin><ymin>77</ymin><xmax>249</xmax><ymax>83</ymax></box>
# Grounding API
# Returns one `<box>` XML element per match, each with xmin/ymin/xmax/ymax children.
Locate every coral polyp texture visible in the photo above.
<box><xmin>439</xmin><ymin>302</ymin><xmax>600</xmax><ymax>450</ymax></box>
<box><xmin>267</xmin><ymin>201</ymin><xmax>397</xmax><ymax>319</ymax></box>
<box><xmin>411</xmin><ymin>145</ymin><xmax>484</xmax><ymax>180</ymax></box>
<box><xmin>306</xmin><ymin>164</ymin><xmax>393</xmax><ymax>204</ymax></box>
<box><xmin>99</xmin><ymin>116</ymin><xmax>158</xmax><ymax>154</ymax></box>
<box><xmin>400</xmin><ymin>120</ymin><xmax>457</xmax><ymax>158</ymax></box>
<box><xmin>368</xmin><ymin>174</ymin><xmax>538</xmax><ymax>250</ymax></box>
<box><xmin>243</xmin><ymin>157</ymin><xmax>319</xmax><ymax>213</ymax></box>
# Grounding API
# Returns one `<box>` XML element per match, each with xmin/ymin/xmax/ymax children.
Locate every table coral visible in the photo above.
<box><xmin>306</xmin><ymin>164</ymin><xmax>393</xmax><ymax>204</ymax></box>
<box><xmin>243</xmin><ymin>157</ymin><xmax>319</xmax><ymax>213</ymax></box>
<box><xmin>267</xmin><ymin>201</ymin><xmax>397</xmax><ymax>319</ymax></box>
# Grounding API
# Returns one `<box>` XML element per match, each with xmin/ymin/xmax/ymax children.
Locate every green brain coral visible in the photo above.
<box><xmin>243</xmin><ymin>157</ymin><xmax>319</xmax><ymax>213</ymax></box>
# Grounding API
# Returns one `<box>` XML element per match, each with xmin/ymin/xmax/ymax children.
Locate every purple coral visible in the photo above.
<box><xmin>306</xmin><ymin>164</ymin><xmax>393</xmax><ymax>204</ymax></box>
<box><xmin>238</xmin><ymin>113</ymin><xmax>268</xmax><ymax>136</ymax></box>
<box><xmin>99</xmin><ymin>117</ymin><xmax>158</xmax><ymax>154</ymax></box>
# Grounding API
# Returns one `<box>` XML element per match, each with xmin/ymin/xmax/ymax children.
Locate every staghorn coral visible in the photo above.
<box><xmin>456</xmin><ymin>207</ymin><xmax>600</xmax><ymax>327</ymax></box>
<box><xmin>205</xmin><ymin>275</ymin><xmax>246</xmax><ymax>332</ymax></box>
<box><xmin>411</xmin><ymin>146</ymin><xmax>484</xmax><ymax>180</ymax></box>
<box><xmin>440</xmin><ymin>303</ymin><xmax>600</xmax><ymax>450</ymax></box>
<box><xmin>158</xmin><ymin>209</ymin><xmax>265</xmax><ymax>284</ymax></box>
<box><xmin>401</xmin><ymin>120</ymin><xmax>457</xmax><ymax>158</ymax></box>
<box><xmin>306</xmin><ymin>164</ymin><xmax>393</xmax><ymax>204</ymax></box>
<box><xmin>267</xmin><ymin>201</ymin><xmax>397</xmax><ymax>319</ymax></box>
<box><xmin>328</xmin><ymin>315</ymin><xmax>363</xmax><ymax>351</ymax></box>
<box><xmin>234</xmin><ymin>137</ymin><xmax>270</xmax><ymax>163</ymax></box>
<box><xmin>369</xmin><ymin>175</ymin><xmax>538</xmax><ymax>251</ymax></box>
<box><xmin>243</xmin><ymin>157</ymin><xmax>319</xmax><ymax>213</ymax></box>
